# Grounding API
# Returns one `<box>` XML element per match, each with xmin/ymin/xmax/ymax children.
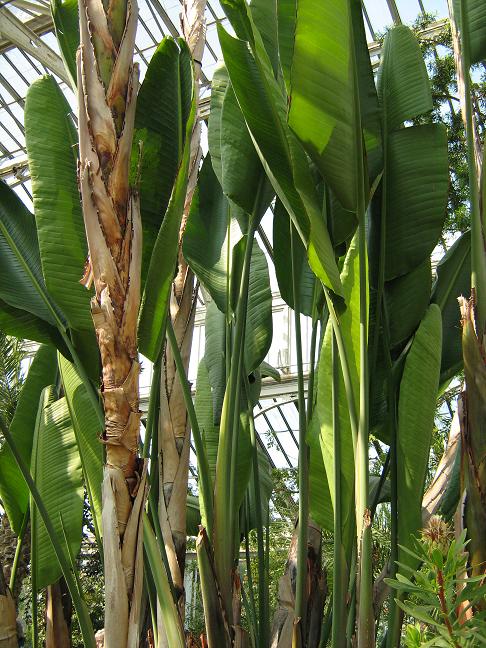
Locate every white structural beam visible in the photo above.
<box><xmin>0</xmin><ymin>7</ymin><xmax>69</xmax><ymax>83</ymax></box>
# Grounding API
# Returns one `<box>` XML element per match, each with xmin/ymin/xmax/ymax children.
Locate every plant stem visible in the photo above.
<box><xmin>323</xmin><ymin>287</ymin><xmax>359</xmax><ymax>447</ymax></box>
<box><xmin>458</xmin><ymin>0</ymin><xmax>486</xmax><ymax>329</ymax></box>
<box><xmin>142</xmin><ymin>356</ymin><xmax>161</xmax><ymax>459</ymax></box>
<box><xmin>292</xmin><ymin>223</ymin><xmax>310</xmax><ymax>645</ymax></box>
<box><xmin>437</xmin><ymin>569</ymin><xmax>460</xmax><ymax>647</ymax></box>
<box><xmin>167</xmin><ymin>318</ymin><xmax>214</xmax><ymax>538</ymax></box>
<box><xmin>214</xmin><ymin>212</ymin><xmax>257</xmax><ymax>613</ymax></box>
<box><xmin>245</xmin><ymin>377</ymin><xmax>268</xmax><ymax>646</ymax></box>
<box><xmin>143</xmin><ymin>514</ymin><xmax>185</xmax><ymax>648</ymax></box>
<box><xmin>0</xmin><ymin>413</ymin><xmax>96</xmax><ymax>648</ymax></box>
<box><xmin>9</xmin><ymin>507</ymin><xmax>28</xmax><ymax>593</ymax></box>
<box><xmin>306</xmin><ymin>314</ymin><xmax>319</xmax><ymax>426</ymax></box>
<box><xmin>332</xmin><ymin>332</ymin><xmax>346</xmax><ymax>648</ymax></box>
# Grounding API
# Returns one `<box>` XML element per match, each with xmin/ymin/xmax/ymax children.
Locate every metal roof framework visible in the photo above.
<box><xmin>0</xmin><ymin>0</ymin><xmax>452</xmax><ymax>506</ymax></box>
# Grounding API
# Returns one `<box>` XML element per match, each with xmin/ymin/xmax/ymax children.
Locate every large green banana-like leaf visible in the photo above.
<box><xmin>384</xmin><ymin>125</ymin><xmax>448</xmax><ymax>280</ymax></box>
<box><xmin>308</xmin><ymin>413</ymin><xmax>333</xmax><ymax>532</ymax></box>
<box><xmin>25</xmin><ymin>75</ymin><xmax>92</xmax><ymax>331</ymax></box>
<box><xmin>385</xmin><ymin>259</ymin><xmax>432</xmax><ymax>348</ymax></box>
<box><xmin>452</xmin><ymin>0</ymin><xmax>486</xmax><ymax>65</ymax></box>
<box><xmin>138</xmin><ymin>50</ymin><xmax>196</xmax><ymax>362</ymax></box>
<box><xmin>246</xmin><ymin>442</ymin><xmax>273</xmax><ymax>534</ymax></box>
<box><xmin>397</xmin><ymin>304</ymin><xmax>442</xmax><ymax>568</ymax></box>
<box><xmin>58</xmin><ymin>353</ymin><xmax>103</xmax><ymax>537</ymax></box>
<box><xmin>220</xmin><ymin>85</ymin><xmax>273</xmax><ymax>219</ymax></box>
<box><xmin>350</xmin><ymin>0</ymin><xmax>382</xmax><ymax>183</ymax></box>
<box><xmin>217</xmin><ymin>15</ymin><xmax>343</xmax><ymax>296</ymax></box>
<box><xmin>250</xmin><ymin>0</ymin><xmax>278</xmax><ymax>75</ymax></box>
<box><xmin>0</xmin><ymin>180</ymin><xmax>58</xmax><ymax>326</ymax></box>
<box><xmin>0</xmin><ymin>298</ymin><xmax>63</xmax><ymax>349</ymax></box>
<box><xmin>288</xmin><ymin>0</ymin><xmax>359</xmax><ymax>211</ymax></box>
<box><xmin>277</xmin><ymin>0</ymin><xmax>296</xmax><ymax>92</ymax></box>
<box><xmin>207</xmin><ymin>65</ymin><xmax>229</xmax><ymax>185</ymax></box>
<box><xmin>377</xmin><ymin>25</ymin><xmax>432</xmax><ymax>132</ymax></box>
<box><xmin>0</xmin><ymin>345</ymin><xmax>57</xmax><ymax>533</ymax></box>
<box><xmin>315</xmin><ymin>236</ymin><xmax>361</xmax><ymax>553</ymax></box>
<box><xmin>203</xmin><ymin>301</ymin><xmax>226</xmax><ymax>425</ymax></box>
<box><xmin>183</xmin><ymin>157</ymin><xmax>242</xmax><ymax>313</ymax></box>
<box><xmin>184</xmin><ymin>161</ymin><xmax>272</xmax><ymax>372</ymax></box>
<box><xmin>31</xmin><ymin>389</ymin><xmax>84</xmax><ymax>589</ymax></box>
<box><xmin>50</xmin><ymin>0</ymin><xmax>79</xmax><ymax>88</ymax></box>
<box><xmin>431</xmin><ymin>230</ymin><xmax>471</xmax><ymax>385</ymax></box>
<box><xmin>244</xmin><ymin>239</ymin><xmax>273</xmax><ymax>373</ymax></box>
<box><xmin>195</xmin><ymin>358</ymin><xmax>219</xmax><ymax>486</ymax></box>
<box><xmin>273</xmin><ymin>199</ymin><xmax>316</xmax><ymax>317</ymax></box>
<box><xmin>134</xmin><ymin>37</ymin><xmax>193</xmax><ymax>279</ymax></box>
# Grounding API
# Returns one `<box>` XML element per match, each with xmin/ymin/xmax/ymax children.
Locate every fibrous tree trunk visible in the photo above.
<box><xmin>77</xmin><ymin>0</ymin><xmax>147</xmax><ymax>644</ymax></box>
<box><xmin>46</xmin><ymin>578</ymin><xmax>72</xmax><ymax>648</ymax></box>
<box><xmin>157</xmin><ymin>0</ymin><xmax>206</xmax><ymax>642</ymax></box>
<box><xmin>459</xmin><ymin>298</ymin><xmax>486</xmax><ymax>580</ymax></box>
<box><xmin>270</xmin><ymin>520</ymin><xmax>326</xmax><ymax>648</ymax></box>
<box><xmin>0</xmin><ymin>556</ymin><xmax>17</xmax><ymax>648</ymax></box>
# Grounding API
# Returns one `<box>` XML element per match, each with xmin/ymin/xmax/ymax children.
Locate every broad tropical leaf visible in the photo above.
<box><xmin>217</xmin><ymin>17</ymin><xmax>343</xmax><ymax>296</ymax></box>
<box><xmin>288</xmin><ymin>0</ymin><xmax>359</xmax><ymax>211</ymax></box>
<box><xmin>220</xmin><ymin>84</ymin><xmax>273</xmax><ymax>219</ymax></box>
<box><xmin>314</xmin><ymin>236</ymin><xmax>361</xmax><ymax>553</ymax></box>
<box><xmin>207</xmin><ymin>64</ymin><xmax>229</xmax><ymax>185</ymax></box>
<box><xmin>452</xmin><ymin>0</ymin><xmax>486</xmax><ymax>65</ymax></box>
<box><xmin>397</xmin><ymin>304</ymin><xmax>442</xmax><ymax>567</ymax></box>
<box><xmin>183</xmin><ymin>157</ymin><xmax>241</xmax><ymax>313</ymax></box>
<box><xmin>273</xmin><ymin>199</ymin><xmax>316</xmax><ymax>317</ymax></box>
<box><xmin>51</xmin><ymin>0</ymin><xmax>79</xmax><ymax>88</ymax></box>
<box><xmin>134</xmin><ymin>37</ymin><xmax>193</xmax><ymax>279</ymax></box>
<box><xmin>25</xmin><ymin>75</ymin><xmax>92</xmax><ymax>331</ymax></box>
<box><xmin>0</xmin><ymin>345</ymin><xmax>57</xmax><ymax>533</ymax></box>
<box><xmin>385</xmin><ymin>259</ymin><xmax>432</xmax><ymax>347</ymax></box>
<box><xmin>138</xmin><ymin>55</ymin><xmax>196</xmax><ymax>361</ymax></box>
<box><xmin>31</xmin><ymin>389</ymin><xmax>84</xmax><ymax>589</ymax></box>
<box><xmin>0</xmin><ymin>298</ymin><xmax>63</xmax><ymax>348</ymax></box>
<box><xmin>244</xmin><ymin>239</ymin><xmax>273</xmax><ymax>373</ymax></box>
<box><xmin>384</xmin><ymin>125</ymin><xmax>448</xmax><ymax>280</ymax></box>
<box><xmin>277</xmin><ymin>0</ymin><xmax>296</xmax><ymax>91</ymax></box>
<box><xmin>0</xmin><ymin>180</ymin><xmax>58</xmax><ymax>326</ymax></box>
<box><xmin>203</xmin><ymin>301</ymin><xmax>226</xmax><ymax>425</ymax></box>
<box><xmin>58</xmin><ymin>353</ymin><xmax>103</xmax><ymax>537</ymax></box>
<box><xmin>377</xmin><ymin>25</ymin><xmax>432</xmax><ymax>131</ymax></box>
<box><xmin>431</xmin><ymin>230</ymin><xmax>471</xmax><ymax>384</ymax></box>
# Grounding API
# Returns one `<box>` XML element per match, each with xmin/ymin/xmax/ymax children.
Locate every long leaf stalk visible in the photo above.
<box><xmin>291</xmin><ymin>222</ymin><xmax>310</xmax><ymax>646</ymax></box>
<box><xmin>244</xmin><ymin>378</ymin><xmax>268</xmax><ymax>647</ymax></box>
<box><xmin>382</xmin><ymin>307</ymin><xmax>400</xmax><ymax>647</ymax></box>
<box><xmin>9</xmin><ymin>509</ymin><xmax>28</xmax><ymax>594</ymax></box>
<box><xmin>0</xmin><ymin>414</ymin><xmax>96</xmax><ymax>648</ymax></box>
<box><xmin>352</xmin><ymin>0</ymin><xmax>373</xmax><ymax>633</ymax></box>
<box><xmin>166</xmin><ymin>318</ymin><xmax>214</xmax><ymax>537</ymax></box>
<box><xmin>142</xmin><ymin>356</ymin><xmax>161</xmax><ymax>460</ymax></box>
<box><xmin>143</xmin><ymin>515</ymin><xmax>185</xmax><ymax>648</ymax></box>
<box><xmin>457</xmin><ymin>0</ymin><xmax>486</xmax><ymax>328</ymax></box>
<box><xmin>214</xmin><ymin>214</ymin><xmax>258</xmax><ymax>616</ymax></box>
<box><xmin>157</xmin><ymin>3</ymin><xmax>206</xmax><ymax>635</ymax></box>
<box><xmin>331</xmin><ymin>332</ymin><xmax>345</xmax><ymax>648</ymax></box>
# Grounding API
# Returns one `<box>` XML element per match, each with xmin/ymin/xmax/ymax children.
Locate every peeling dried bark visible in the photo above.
<box><xmin>270</xmin><ymin>520</ymin><xmax>326</xmax><ymax>648</ymax></box>
<box><xmin>157</xmin><ymin>1</ymin><xmax>206</xmax><ymax>645</ymax></box>
<box><xmin>46</xmin><ymin>579</ymin><xmax>72</xmax><ymax>648</ymax></box>
<box><xmin>458</xmin><ymin>297</ymin><xmax>486</xmax><ymax>580</ymax></box>
<box><xmin>76</xmin><ymin>0</ymin><xmax>146</xmax><ymax>644</ymax></box>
